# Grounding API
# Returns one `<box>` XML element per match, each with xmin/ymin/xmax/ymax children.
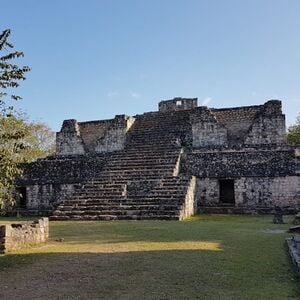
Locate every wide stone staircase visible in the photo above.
<box><xmin>51</xmin><ymin>111</ymin><xmax>196</xmax><ymax>220</ymax></box>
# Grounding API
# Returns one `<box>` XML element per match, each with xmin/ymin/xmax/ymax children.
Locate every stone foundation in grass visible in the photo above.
<box><xmin>286</xmin><ymin>235</ymin><xmax>300</xmax><ymax>274</ymax></box>
<box><xmin>0</xmin><ymin>217</ymin><xmax>49</xmax><ymax>254</ymax></box>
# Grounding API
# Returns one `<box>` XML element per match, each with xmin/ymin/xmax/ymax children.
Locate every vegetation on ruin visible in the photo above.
<box><xmin>0</xmin><ymin>215</ymin><xmax>298</xmax><ymax>299</ymax></box>
<box><xmin>287</xmin><ymin>114</ymin><xmax>300</xmax><ymax>145</ymax></box>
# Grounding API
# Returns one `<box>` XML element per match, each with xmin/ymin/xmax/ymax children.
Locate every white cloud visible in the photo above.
<box><xmin>202</xmin><ymin>97</ymin><xmax>212</xmax><ymax>106</ymax></box>
<box><xmin>107</xmin><ymin>91</ymin><xmax>119</xmax><ymax>98</ymax></box>
<box><xmin>130</xmin><ymin>92</ymin><xmax>141</xmax><ymax>99</ymax></box>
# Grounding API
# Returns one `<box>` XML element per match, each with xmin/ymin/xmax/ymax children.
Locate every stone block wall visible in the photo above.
<box><xmin>196</xmin><ymin>178</ymin><xmax>219</xmax><ymax>207</ymax></box>
<box><xmin>26</xmin><ymin>183</ymin><xmax>75</xmax><ymax>210</ymax></box>
<box><xmin>185</xmin><ymin>147</ymin><xmax>300</xmax><ymax>210</ymax></box>
<box><xmin>56</xmin><ymin>115</ymin><xmax>135</xmax><ymax>155</ymax></box>
<box><xmin>212</xmin><ymin>105</ymin><xmax>261</xmax><ymax>146</ymax></box>
<box><xmin>56</xmin><ymin>119</ymin><xmax>85</xmax><ymax>155</ymax></box>
<box><xmin>179</xmin><ymin>176</ymin><xmax>197</xmax><ymax>220</ymax></box>
<box><xmin>182</xmin><ymin>149</ymin><xmax>297</xmax><ymax>178</ymax></box>
<box><xmin>0</xmin><ymin>218</ymin><xmax>49</xmax><ymax>254</ymax></box>
<box><xmin>244</xmin><ymin>114</ymin><xmax>286</xmax><ymax>145</ymax></box>
<box><xmin>195</xmin><ymin>176</ymin><xmax>300</xmax><ymax>209</ymax></box>
<box><xmin>19</xmin><ymin>154</ymin><xmax>108</xmax><ymax>211</ymax></box>
<box><xmin>55</xmin><ymin>99</ymin><xmax>286</xmax><ymax>154</ymax></box>
<box><xmin>95</xmin><ymin>115</ymin><xmax>135</xmax><ymax>153</ymax></box>
<box><xmin>159</xmin><ymin>97</ymin><xmax>198</xmax><ymax>112</ymax></box>
<box><xmin>211</xmin><ymin>100</ymin><xmax>285</xmax><ymax>146</ymax></box>
<box><xmin>20</xmin><ymin>154</ymin><xmax>107</xmax><ymax>185</ymax></box>
<box><xmin>191</xmin><ymin>107</ymin><xmax>228</xmax><ymax>148</ymax></box>
<box><xmin>234</xmin><ymin>176</ymin><xmax>300</xmax><ymax>208</ymax></box>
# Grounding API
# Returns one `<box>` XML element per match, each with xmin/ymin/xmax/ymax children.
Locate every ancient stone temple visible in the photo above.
<box><xmin>19</xmin><ymin>98</ymin><xmax>300</xmax><ymax>220</ymax></box>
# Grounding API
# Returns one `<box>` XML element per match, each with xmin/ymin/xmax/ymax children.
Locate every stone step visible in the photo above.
<box><xmin>102</xmin><ymin>165</ymin><xmax>175</xmax><ymax>171</ymax></box>
<box><xmin>61</xmin><ymin>198</ymin><xmax>183</xmax><ymax>206</ymax></box>
<box><xmin>74</xmin><ymin>192</ymin><xmax>125</xmax><ymax>197</ymax></box>
<box><xmin>57</xmin><ymin>203</ymin><xmax>181</xmax><ymax>210</ymax></box>
<box><xmin>108</xmin><ymin>152</ymin><xmax>179</xmax><ymax>158</ymax></box>
<box><xmin>106</xmin><ymin>158</ymin><xmax>177</xmax><ymax>164</ymax></box>
<box><xmin>50</xmin><ymin>214</ymin><xmax>180</xmax><ymax>221</ymax></box>
<box><xmin>105</xmin><ymin>159</ymin><xmax>177</xmax><ymax>165</ymax></box>
<box><xmin>99</xmin><ymin>171</ymin><xmax>174</xmax><ymax>177</ymax></box>
<box><xmin>87</xmin><ymin>176</ymin><xmax>189</xmax><ymax>184</ymax></box>
<box><xmin>101</xmin><ymin>167</ymin><xmax>174</xmax><ymax>173</ymax></box>
<box><xmin>54</xmin><ymin>209</ymin><xmax>180</xmax><ymax>216</ymax></box>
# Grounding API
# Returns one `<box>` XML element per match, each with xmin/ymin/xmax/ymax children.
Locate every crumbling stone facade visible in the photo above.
<box><xmin>0</xmin><ymin>218</ymin><xmax>49</xmax><ymax>253</ymax></box>
<box><xmin>18</xmin><ymin>97</ymin><xmax>300</xmax><ymax>220</ymax></box>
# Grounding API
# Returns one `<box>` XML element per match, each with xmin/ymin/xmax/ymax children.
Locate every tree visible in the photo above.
<box><xmin>287</xmin><ymin>114</ymin><xmax>300</xmax><ymax>145</ymax></box>
<box><xmin>0</xmin><ymin>116</ymin><xmax>55</xmax><ymax>212</ymax></box>
<box><xmin>0</xmin><ymin>29</ymin><xmax>31</xmax><ymax>212</ymax></box>
<box><xmin>0</xmin><ymin>116</ymin><xmax>31</xmax><ymax>211</ymax></box>
<box><xmin>0</xmin><ymin>29</ymin><xmax>30</xmax><ymax>114</ymax></box>
<box><xmin>28</xmin><ymin>121</ymin><xmax>56</xmax><ymax>156</ymax></box>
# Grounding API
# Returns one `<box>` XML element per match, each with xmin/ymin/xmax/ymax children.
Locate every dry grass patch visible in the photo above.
<box><xmin>0</xmin><ymin>215</ymin><xmax>299</xmax><ymax>300</ymax></box>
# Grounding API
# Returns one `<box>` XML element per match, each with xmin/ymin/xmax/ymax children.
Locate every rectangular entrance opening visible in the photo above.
<box><xmin>16</xmin><ymin>187</ymin><xmax>27</xmax><ymax>208</ymax></box>
<box><xmin>219</xmin><ymin>179</ymin><xmax>235</xmax><ymax>205</ymax></box>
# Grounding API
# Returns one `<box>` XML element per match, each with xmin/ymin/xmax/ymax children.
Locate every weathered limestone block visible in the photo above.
<box><xmin>0</xmin><ymin>218</ymin><xmax>49</xmax><ymax>254</ymax></box>
<box><xmin>159</xmin><ymin>97</ymin><xmax>198</xmax><ymax>112</ymax></box>
<box><xmin>26</xmin><ymin>184</ymin><xmax>75</xmax><ymax>210</ymax></box>
<box><xmin>212</xmin><ymin>105</ymin><xmax>261</xmax><ymax>146</ymax></box>
<box><xmin>196</xmin><ymin>178</ymin><xmax>219</xmax><ymax>207</ymax></box>
<box><xmin>95</xmin><ymin>115</ymin><xmax>135</xmax><ymax>153</ymax></box>
<box><xmin>182</xmin><ymin>150</ymin><xmax>296</xmax><ymax>178</ymax></box>
<box><xmin>286</xmin><ymin>235</ymin><xmax>300</xmax><ymax>273</ymax></box>
<box><xmin>191</xmin><ymin>107</ymin><xmax>228</xmax><ymax>148</ymax></box>
<box><xmin>56</xmin><ymin>116</ymin><xmax>135</xmax><ymax>155</ymax></box>
<box><xmin>180</xmin><ymin>176</ymin><xmax>196</xmax><ymax>220</ymax></box>
<box><xmin>233</xmin><ymin>177</ymin><xmax>300</xmax><ymax>208</ymax></box>
<box><xmin>194</xmin><ymin>176</ymin><xmax>300</xmax><ymax>210</ymax></box>
<box><xmin>245</xmin><ymin>100</ymin><xmax>286</xmax><ymax>145</ymax></box>
<box><xmin>56</xmin><ymin>119</ymin><xmax>85</xmax><ymax>155</ymax></box>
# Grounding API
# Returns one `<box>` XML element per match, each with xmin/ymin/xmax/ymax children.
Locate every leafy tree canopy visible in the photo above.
<box><xmin>0</xmin><ymin>29</ymin><xmax>30</xmax><ymax>115</ymax></box>
<box><xmin>0</xmin><ymin>29</ymin><xmax>56</xmax><ymax>213</ymax></box>
<box><xmin>287</xmin><ymin>114</ymin><xmax>300</xmax><ymax>145</ymax></box>
<box><xmin>0</xmin><ymin>114</ymin><xmax>55</xmax><ymax>212</ymax></box>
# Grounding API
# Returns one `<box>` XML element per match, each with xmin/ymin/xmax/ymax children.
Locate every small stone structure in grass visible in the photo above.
<box><xmin>293</xmin><ymin>212</ymin><xmax>300</xmax><ymax>225</ymax></box>
<box><xmin>287</xmin><ymin>235</ymin><xmax>300</xmax><ymax>274</ymax></box>
<box><xmin>273</xmin><ymin>206</ymin><xmax>284</xmax><ymax>224</ymax></box>
<box><xmin>0</xmin><ymin>217</ymin><xmax>49</xmax><ymax>254</ymax></box>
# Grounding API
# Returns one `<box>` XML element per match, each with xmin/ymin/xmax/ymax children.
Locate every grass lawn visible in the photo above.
<box><xmin>0</xmin><ymin>215</ymin><xmax>299</xmax><ymax>300</ymax></box>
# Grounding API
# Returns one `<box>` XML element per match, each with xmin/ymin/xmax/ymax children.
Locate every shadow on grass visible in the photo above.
<box><xmin>0</xmin><ymin>249</ymin><xmax>299</xmax><ymax>300</ymax></box>
<box><xmin>0</xmin><ymin>216</ymin><xmax>298</xmax><ymax>299</ymax></box>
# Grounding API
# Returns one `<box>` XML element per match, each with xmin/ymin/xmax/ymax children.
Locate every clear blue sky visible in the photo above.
<box><xmin>2</xmin><ymin>0</ymin><xmax>300</xmax><ymax>131</ymax></box>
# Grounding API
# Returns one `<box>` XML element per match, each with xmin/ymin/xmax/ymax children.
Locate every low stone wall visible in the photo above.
<box><xmin>0</xmin><ymin>218</ymin><xmax>49</xmax><ymax>254</ymax></box>
<box><xmin>286</xmin><ymin>236</ymin><xmax>300</xmax><ymax>274</ymax></box>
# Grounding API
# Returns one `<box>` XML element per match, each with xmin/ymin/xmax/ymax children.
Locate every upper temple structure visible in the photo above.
<box><xmin>18</xmin><ymin>97</ymin><xmax>300</xmax><ymax>220</ymax></box>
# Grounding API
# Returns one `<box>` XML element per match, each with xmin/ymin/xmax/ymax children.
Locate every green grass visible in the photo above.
<box><xmin>0</xmin><ymin>215</ymin><xmax>299</xmax><ymax>300</ymax></box>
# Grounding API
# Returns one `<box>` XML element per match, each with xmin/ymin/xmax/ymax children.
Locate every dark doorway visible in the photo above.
<box><xmin>16</xmin><ymin>187</ymin><xmax>27</xmax><ymax>208</ymax></box>
<box><xmin>219</xmin><ymin>179</ymin><xmax>235</xmax><ymax>205</ymax></box>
